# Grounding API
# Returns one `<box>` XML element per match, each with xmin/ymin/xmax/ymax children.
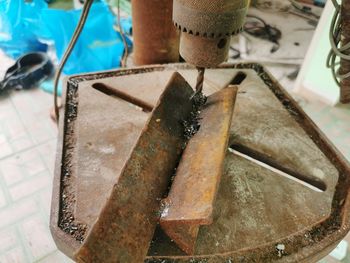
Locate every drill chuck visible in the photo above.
<box><xmin>173</xmin><ymin>0</ymin><xmax>249</xmax><ymax>68</ymax></box>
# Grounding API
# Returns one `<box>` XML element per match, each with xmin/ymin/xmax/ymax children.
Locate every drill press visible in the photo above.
<box><xmin>50</xmin><ymin>1</ymin><xmax>350</xmax><ymax>262</ymax></box>
<box><xmin>173</xmin><ymin>0</ymin><xmax>249</xmax><ymax>93</ymax></box>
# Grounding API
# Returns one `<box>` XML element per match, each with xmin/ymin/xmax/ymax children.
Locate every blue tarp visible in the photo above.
<box><xmin>0</xmin><ymin>0</ymin><xmax>132</xmax><ymax>75</ymax></box>
<box><xmin>0</xmin><ymin>0</ymin><xmax>49</xmax><ymax>58</ymax></box>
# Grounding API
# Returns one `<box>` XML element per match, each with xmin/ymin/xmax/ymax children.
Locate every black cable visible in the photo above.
<box><xmin>53</xmin><ymin>0</ymin><xmax>94</xmax><ymax>123</ymax></box>
<box><xmin>108</xmin><ymin>0</ymin><xmax>129</xmax><ymax>67</ymax></box>
<box><xmin>230</xmin><ymin>47</ymin><xmax>241</xmax><ymax>59</ymax></box>
<box><xmin>117</xmin><ymin>0</ymin><xmax>129</xmax><ymax>67</ymax></box>
<box><xmin>243</xmin><ymin>15</ymin><xmax>282</xmax><ymax>53</ymax></box>
<box><xmin>289</xmin><ymin>0</ymin><xmax>320</xmax><ymax>19</ymax></box>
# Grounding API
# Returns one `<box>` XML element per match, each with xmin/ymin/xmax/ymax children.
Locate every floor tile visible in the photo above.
<box><xmin>302</xmin><ymin>102</ymin><xmax>350</xmax><ymax>161</ymax></box>
<box><xmin>37</xmin><ymin>188</ymin><xmax>52</xmax><ymax>221</ymax></box>
<box><xmin>0</xmin><ymin>95</ymin><xmax>34</xmax><ymax>158</ymax></box>
<box><xmin>0</xmin><ymin>148</ymin><xmax>47</xmax><ymax>187</ymax></box>
<box><xmin>0</xmin><ymin>156</ymin><xmax>25</xmax><ymax>186</ymax></box>
<box><xmin>0</xmin><ymin>198</ymin><xmax>39</xmax><ymax>230</ymax></box>
<box><xmin>21</xmin><ymin>215</ymin><xmax>56</xmax><ymax>261</ymax></box>
<box><xmin>0</xmin><ymin>227</ymin><xmax>17</xmax><ymax>253</ymax></box>
<box><xmin>9</xmin><ymin>173</ymin><xmax>50</xmax><ymax>202</ymax></box>
<box><xmin>0</xmin><ymin>134</ymin><xmax>13</xmax><ymax>159</ymax></box>
<box><xmin>0</xmin><ymin>247</ymin><xmax>27</xmax><ymax>263</ymax></box>
<box><xmin>37</xmin><ymin>250</ymin><xmax>74</xmax><ymax>263</ymax></box>
<box><xmin>10</xmin><ymin>89</ymin><xmax>57</xmax><ymax>145</ymax></box>
<box><xmin>0</xmin><ymin>188</ymin><xmax>7</xmax><ymax>208</ymax></box>
<box><xmin>36</xmin><ymin>139</ymin><xmax>57</xmax><ymax>173</ymax></box>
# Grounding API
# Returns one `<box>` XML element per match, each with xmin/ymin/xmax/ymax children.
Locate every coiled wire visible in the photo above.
<box><xmin>326</xmin><ymin>0</ymin><xmax>350</xmax><ymax>86</ymax></box>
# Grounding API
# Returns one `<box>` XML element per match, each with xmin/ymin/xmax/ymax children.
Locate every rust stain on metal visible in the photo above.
<box><xmin>74</xmin><ymin>85</ymin><xmax>149</xmax><ymax>227</ymax></box>
<box><xmin>92</xmin><ymin>82</ymin><xmax>154</xmax><ymax>112</ymax></box>
<box><xmin>131</xmin><ymin>0</ymin><xmax>179</xmax><ymax>65</ymax></box>
<box><xmin>160</xmin><ymin>85</ymin><xmax>238</xmax><ymax>255</ymax></box>
<box><xmin>74</xmin><ymin>72</ymin><xmax>193</xmax><ymax>263</ymax></box>
<box><xmin>50</xmin><ymin>64</ymin><xmax>350</xmax><ymax>263</ymax></box>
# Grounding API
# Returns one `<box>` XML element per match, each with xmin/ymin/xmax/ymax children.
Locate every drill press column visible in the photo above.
<box><xmin>173</xmin><ymin>0</ymin><xmax>249</xmax><ymax>68</ymax></box>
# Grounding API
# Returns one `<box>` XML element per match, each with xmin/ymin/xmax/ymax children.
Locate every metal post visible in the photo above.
<box><xmin>131</xmin><ymin>0</ymin><xmax>180</xmax><ymax>65</ymax></box>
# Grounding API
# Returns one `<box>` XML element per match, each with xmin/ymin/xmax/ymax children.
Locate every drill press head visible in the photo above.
<box><xmin>173</xmin><ymin>0</ymin><xmax>249</xmax><ymax>68</ymax></box>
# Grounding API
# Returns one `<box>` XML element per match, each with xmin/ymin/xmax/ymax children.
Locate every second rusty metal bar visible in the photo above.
<box><xmin>160</xmin><ymin>85</ymin><xmax>238</xmax><ymax>255</ymax></box>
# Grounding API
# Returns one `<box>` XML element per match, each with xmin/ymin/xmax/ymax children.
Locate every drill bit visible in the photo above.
<box><xmin>191</xmin><ymin>67</ymin><xmax>207</xmax><ymax>106</ymax></box>
<box><xmin>184</xmin><ymin>67</ymin><xmax>207</xmax><ymax>139</ymax></box>
<box><xmin>195</xmin><ymin>67</ymin><xmax>205</xmax><ymax>93</ymax></box>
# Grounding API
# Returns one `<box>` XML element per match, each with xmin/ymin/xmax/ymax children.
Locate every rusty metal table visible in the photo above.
<box><xmin>50</xmin><ymin>63</ymin><xmax>350</xmax><ymax>263</ymax></box>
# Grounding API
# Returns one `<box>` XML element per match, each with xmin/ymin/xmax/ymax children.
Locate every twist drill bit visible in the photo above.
<box><xmin>191</xmin><ymin>67</ymin><xmax>207</xmax><ymax>107</ymax></box>
<box><xmin>195</xmin><ymin>67</ymin><xmax>205</xmax><ymax>93</ymax></box>
<box><xmin>184</xmin><ymin>68</ymin><xmax>207</xmax><ymax>140</ymax></box>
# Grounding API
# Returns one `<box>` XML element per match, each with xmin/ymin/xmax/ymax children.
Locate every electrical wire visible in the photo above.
<box><xmin>108</xmin><ymin>0</ymin><xmax>129</xmax><ymax>67</ymax></box>
<box><xmin>230</xmin><ymin>47</ymin><xmax>241</xmax><ymax>59</ymax></box>
<box><xmin>243</xmin><ymin>15</ymin><xmax>282</xmax><ymax>53</ymax></box>
<box><xmin>289</xmin><ymin>0</ymin><xmax>320</xmax><ymax>19</ymax></box>
<box><xmin>326</xmin><ymin>0</ymin><xmax>350</xmax><ymax>87</ymax></box>
<box><xmin>253</xmin><ymin>0</ymin><xmax>291</xmax><ymax>13</ymax></box>
<box><xmin>112</xmin><ymin>0</ymin><xmax>129</xmax><ymax>68</ymax></box>
<box><xmin>117</xmin><ymin>0</ymin><xmax>129</xmax><ymax>67</ymax></box>
<box><xmin>53</xmin><ymin>0</ymin><xmax>94</xmax><ymax>123</ymax></box>
<box><xmin>53</xmin><ymin>0</ymin><xmax>130</xmax><ymax>122</ymax></box>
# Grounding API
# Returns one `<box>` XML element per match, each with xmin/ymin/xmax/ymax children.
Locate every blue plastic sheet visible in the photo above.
<box><xmin>0</xmin><ymin>0</ymin><xmax>132</xmax><ymax>75</ymax></box>
<box><xmin>121</xmin><ymin>17</ymin><xmax>132</xmax><ymax>35</ymax></box>
<box><xmin>0</xmin><ymin>0</ymin><xmax>49</xmax><ymax>58</ymax></box>
<box><xmin>41</xmin><ymin>2</ymin><xmax>131</xmax><ymax>74</ymax></box>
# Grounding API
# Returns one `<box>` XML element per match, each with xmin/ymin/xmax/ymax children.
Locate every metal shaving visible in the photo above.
<box><xmin>183</xmin><ymin>91</ymin><xmax>207</xmax><ymax>140</ymax></box>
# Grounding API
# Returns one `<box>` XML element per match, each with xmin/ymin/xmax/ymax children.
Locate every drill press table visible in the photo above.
<box><xmin>50</xmin><ymin>63</ymin><xmax>350</xmax><ymax>262</ymax></box>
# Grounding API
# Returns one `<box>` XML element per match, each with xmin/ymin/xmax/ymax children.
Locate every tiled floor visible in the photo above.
<box><xmin>0</xmin><ymin>89</ymin><xmax>73</xmax><ymax>262</ymax></box>
<box><xmin>0</xmin><ymin>54</ymin><xmax>350</xmax><ymax>262</ymax></box>
<box><xmin>0</xmin><ymin>49</ymin><xmax>70</xmax><ymax>263</ymax></box>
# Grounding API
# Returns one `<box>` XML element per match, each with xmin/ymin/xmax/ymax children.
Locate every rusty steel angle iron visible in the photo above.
<box><xmin>160</xmin><ymin>85</ymin><xmax>238</xmax><ymax>254</ymax></box>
